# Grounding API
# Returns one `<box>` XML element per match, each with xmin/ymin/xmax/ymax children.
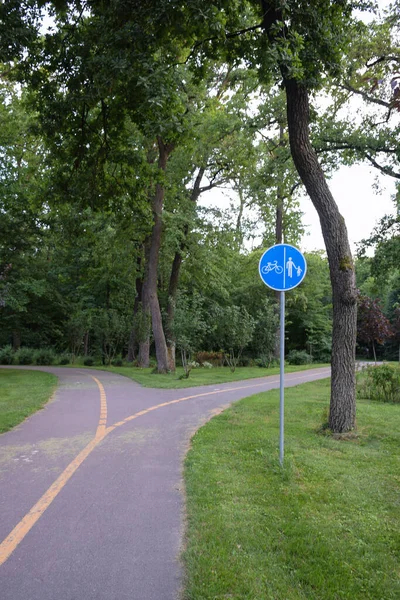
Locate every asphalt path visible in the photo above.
<box><xmin>0</xmin><ymin>366</ymin><xmax>331</xmax><ymax>600</ymax></box>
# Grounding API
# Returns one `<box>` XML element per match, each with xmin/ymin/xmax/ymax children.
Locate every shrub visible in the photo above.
<box><xmin>34</xmin><ymin>348</ymin><xmax>55</xmax><ymax>365</ymax></box>
<box><xmin>187</xmin><ymin>361</ymin><xmax>200</xmax><ymax>369</ymax></box>
<box><xmin>59</xmin><ymin>355</ymin><xmax>70</xmax><ymax>365</ymax></box>
<box><xmin>112</xmin><ymin>358</ymin><xmax>123</xmax><ymax>367</ymax></box>
<box><xmin>238</xmin><ymin>356</ymin><xmax>254</xmax><ymax>367</ymax></box>
<box><xmin>357</xmin><ymin>364</ymin><xmax>400</xmax><ymax>403</ymax></box>
<box><xmin>255</xmin><ymin>354</ymin><xmax>274</xmax><ymax>368</ymax></box>
<box><xmin>195</xmin><ymin>351</ymin><xmax>224</xmax><ymax>367</ymax></box>
<box><xmin>313</xmin><ymin>350</ymin><xmax>331</xmax><ymax>363</ymax></box>
<box><xmin>0</xmin><ymin>345</ymin><xmax>14</xmax><ymax>365</ymax></box>
<box><xmin>202</xmin><ymin>361</ymin><xmax>213</xmax><ymax>368</ymax></box>
<box><xmin>83</xmin><ymin>357</ymin><xmax>94</xmax><ymax>366</ymax></box>
<box><xmin>15</xmin><ymin>347</ymin><xmax>35</xmax><ymax>365</ymax></box>
<box><xmin>286</xmin><ymin>350</ymin><xmax>312</xmax><ymax>365</ymax></box>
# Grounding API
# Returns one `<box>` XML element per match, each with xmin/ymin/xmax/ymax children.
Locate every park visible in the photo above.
<box><xmin>1</xmin><ymin>1</ymin><xmax>400</xmax><ymax>598</ymax></box>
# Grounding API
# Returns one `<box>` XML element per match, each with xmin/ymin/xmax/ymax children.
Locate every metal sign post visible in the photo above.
<box><xmin>279</xmin><ymin>290</ymin><xmax>285</xmax><ymax>464</ymax></box>
<box><xmin>259</xmin><ymin>244</ymin><xmax>307</xmax><ymax>465</ymax></box>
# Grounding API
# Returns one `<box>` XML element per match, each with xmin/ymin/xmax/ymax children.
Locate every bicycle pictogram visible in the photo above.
<box><xmin>261</xmin><ymin>260</ymin><xmax>283</xmax><ymax>275</ymax></box>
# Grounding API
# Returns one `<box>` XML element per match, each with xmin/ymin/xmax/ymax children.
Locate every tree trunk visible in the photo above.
<box><xmin>141</xmin><ymin>136</ymin><xmax>174</xmax><ymax>374</ymax></box>
<box><xmin>12</xmin><ymin>329</ymin><xmax>21</xmax><ymax>351</ymax></box>
<box><xmin>166</xmin><ymin>251</ymin><xmax>182</xmax><ymax>371</ymax></box>
<box><xmin>236</xmin><ymin>187</ymin><xmax>245</xmax><ymax>246</ymax></box>
<box><xmin>83</xmin><ymin>331</ymin><xmax>89</xmax><ymax>356</ymax></box>
<box><xmin>165</xmin><ymin>165</ymin><xmax>206</xmax><ymax>371</ymax></box>
<box><xmin>285</xmin><ymin>79</ymin><xmax>357</xmax><ymax>433</ymax></box>
<box><xmin>127</xmin><ymin>273</ymin><xmax>143</xmax><ymax>362</ymax></box>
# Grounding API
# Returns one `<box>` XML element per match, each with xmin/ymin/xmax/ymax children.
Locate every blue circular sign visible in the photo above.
<box><xmin>259</xmin><ymin>244</ymin><xmax>307</xmax><ymax>291</ymax></box>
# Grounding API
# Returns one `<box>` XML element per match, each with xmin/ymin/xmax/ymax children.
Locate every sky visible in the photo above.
<box><xmin>300</xmin><ymin>0</ymin><xmax>397</xmax><ymax>254</ymax></box>
<box><xmin>201</xmin><ymin>0</ymin><xmax>398</xmax><ymax>256</ymax></box>
<box><xmin>300</xmin><ymin>166</ymin><xmax>397</xmax><ymax>254</ymax></box>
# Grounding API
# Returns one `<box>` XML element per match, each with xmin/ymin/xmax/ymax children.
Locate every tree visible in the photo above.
<box><xmin>214</xmin><ymin>305</ymin><xmax>255</xmax><ymax>372</ymax></box>
<box><xmin>249</xmin><ymin>297</ymin><xmax>279</xmax><ymax>364</ymax></box>
<box><xmin>154</xmin><ymin>0</ymin><xmax>360</xmax><ymax>430</ymax></box>
<box><xmin>390</xmin><ymin>306</ymin><xmax>400</xmax><ymax>364</ymax></box>
<box><xmin>2</xmin><ymin>0</ymin><xmax>387</xmax><ymax>430</ymax></box>
<box><xmin>357</xmin><ymin>293</ymin><xmax>393</xmax><ymax>362</ymax></box>
<box><xmin>172</xmin><ymin>293</ymin><xmax>208</xmax><ymax>378</ymax></box>
<box><xmin>286</xmin><ymin>251</ymin><xmax>332</xmax><ymax>361</ymax></box>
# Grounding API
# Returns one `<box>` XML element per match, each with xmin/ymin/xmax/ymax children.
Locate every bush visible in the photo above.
<box><xmin>112</xmin><ymin>358</ymin><xmax>123</xmax><ymax>367</ymax></box>
<box><xmin>357</xmin><ymin>364</ymin><xmax>400</xmax><ymax>403</ymax></box>
<box><xmin>187</xmin><ymin>361</ymin><xmax>200</xmax><ymax>369</ymax></box>
<box><xmin>34</xmin><ymin>348</ymin><xmax>55</xmax><ymax>365</ymax></box>
<box><xmin>195</xmin><ymin>351</ymin><xmax>224</xmax><ymax>367</ymax></box>
<box><xmin>238</xmin><ymin>356</ymin><xmax>255</xmax><ymax>367</ymax></box>
<box><xmin>15</xmin><ymin>347</ymin><xmax>35</xmax><ymax>365</ymax></box>
<box><xmin>0</xmin><ymin>345</ymin><xmax>14</xmax><ymax>365</ymax></box>
<box><xmin>255</xmin><ymin>354</ymin><xmax>276</xmax><ymax>368</ymax></box>
<box><xmin>83</xmin><ymin>357</ymin><xmax>94</xmax><ymax>366</ymax></box>
<box><xmin>313</xmin><ymin>350</ymin><xmax>331</xmax><ymax>363</ymax></box>
<box><xmin>286</xmin><ymin>350</ymin><xmax>312</xmax><ymax>365</ymax></box>
<box><xmin>59</xmin><ymin>355</ymin><xmax>70</xmax><ymax>365</ymax></box>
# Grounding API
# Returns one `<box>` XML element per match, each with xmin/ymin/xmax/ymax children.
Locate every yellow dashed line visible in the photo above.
<box><xmin>0</xmin><ymin>369</ymin><xmax>330</xmax><ymax>566</ymax></box>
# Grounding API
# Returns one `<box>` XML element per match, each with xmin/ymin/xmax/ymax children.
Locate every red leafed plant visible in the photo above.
<box><xmin>357</xmin><ymin>292</ymin><xmax>393</xmax><ymax>362</ymax></box>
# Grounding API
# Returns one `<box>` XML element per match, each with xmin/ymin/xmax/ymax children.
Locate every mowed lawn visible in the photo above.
<box><xmin>97</xmin><ymin>363</ymin><xmax>329</xmax><ymax>389</ymax></box>
<box><xmin>183</xmin><ymin>379</ymin><xmax>400</xmax><ymax>600</ymax></box>
<box><xmin>0</xmin><ymin>369</ymin><xmax>57</xmax><ymax>433</ymax></box>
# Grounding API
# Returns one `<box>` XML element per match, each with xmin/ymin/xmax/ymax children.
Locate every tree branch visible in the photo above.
<box><xmin>340</xmin><ymin>82</ymin><xmax>391</xmax><ymax>109</ymax></box>
<box><xmin>315</xmin><ymin>140</ymin><xmax>397</xmax><ymax>154</ymax></box>
<box><xmin>179</xmin><ymin>23</ymin><xmax>263</xmax><ymax>65</ymax></box>
<box><xmin>365</xmin><ymin>154</ymin><xmax>400</xmax><ymax>179</ymax></box>
<box><xmin>366</xmin><ymin>55</ymin><xmax>400</xmax><ymax>68</ymax></box>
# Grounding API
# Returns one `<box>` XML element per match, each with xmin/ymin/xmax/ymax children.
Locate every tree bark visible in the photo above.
<box><xmin>141</xmin><ymin>136</ymin><xmax>174</xmax><ymax>374</ymax></box>
<box><xmin>165</xmin><ymin>165</ymin><xmax>206</xmax><ymax>371</ymax></box>
<box><xmin>12</xmin><ymin>329</ymin><xmax>21</xmax><ymax>351</ymax></box>
<box><xmin>83</xmin><ymin>331</ymin><xmax>89</xmax><ymax>356</ymax></box>
<box><xmin>127</xmin><ymin>274</ymin><xmax>143</xmax><ymax>362</ymax></box>
<box><xmin>285</xmin><ymin>79</ymin><xmax>357</xmax><ymax>433</ymax></box>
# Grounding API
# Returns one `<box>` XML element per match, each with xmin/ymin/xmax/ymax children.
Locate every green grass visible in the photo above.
<box><xmin>183</xmin><ymin>379</ymin><xmax>400</xmax><ymax>600</ymax></box>
<box><xmin>0</xmin><ymin>369</ymin><xmax>58</xmax><ymax>433</ymax></box>
<box><xmin>91</xmin><ymin>363</ymin><xmax>328</xmax><ymax>389</ymax></box>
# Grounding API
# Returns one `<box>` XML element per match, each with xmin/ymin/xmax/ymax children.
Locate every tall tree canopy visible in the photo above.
<box><xmin>1</xmin><ymin>0</ymin><xmax>399</xmax><ymax>431</ymax></box>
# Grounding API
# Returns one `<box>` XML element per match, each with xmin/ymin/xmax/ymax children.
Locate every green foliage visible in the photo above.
<box><xmin>92</xmin><ymin>309</ymin><xmax>130</xmax><ymax>365</ymax></box>
<box><xmin>286</xmin><ymin>349</ymin><xmax>312</xmax><ymax>365</ymax></box>
<box><xmin>255</xmin><ymin>354</ymin><xmax>278</xmax><ymax>368</ymax></box>
<box><xmin>58</xmin><ymin>355</ymin><xmax>70</xmax><ymax>365</ymax></box>
<box><xmin>132</xmin><ymin>303</ymin><xmax>151</xmax><ymax>346</ymax></box>
<box><xmin>34</xmin><ymin>347</ymin><xmax>55</xmax><ymax>366</ymax></box>
<box><xmin>249</xmin><ymin>297</ymin><xmax>279</xmax><ymax>362</ymax></box>
<box><xmin>214</xmin><ymin>305</ymin><xmax>255</xmax><ymax>372</ymax></box>
<box><xmin>357</xmin><ymin>364</ymin><xmax>400</xmax><ymax>403</ymax></box>
<box><xmin>0</xmin><ymin>345</ymin><xmax>14</xmax><ymax>365</ymax></box>
<box><xmin>172</xmin><ymin>293</ymin><xmax>208</xmax><ymax>377</ymax></box>
<box><xmin>286</xmin><ymin>251</ymin><xmax>332</xmax><ymax>356</ymax></box>
<box><xmin>83</xmin><ymin>357</ymin><xmax>95</xmax><ymax>366</ymax></box>
<box><xmin>14</xmin><ymin>347</ymin><xmax>35</xmax><ymax>365</ymax></box>
<box><xmin>2</xmin><ymin>0</ymin><xmax>395</xmax><ymax>391</ymax></box>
